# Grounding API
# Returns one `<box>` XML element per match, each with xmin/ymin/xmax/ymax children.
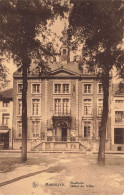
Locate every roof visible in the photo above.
<box><xmin>0</xmin><ymin>88</ymin><xmax>13</xmax><ymax>101</ymax></box>
<box><xmin>49</xmin><ymin>61</ymin><xmax>82</xmax><ymax>75</ymax></box>
<box><xmin>13</xmin><ymin>61</ymin><xmax>88</xmax><ymax>78</ymax></box>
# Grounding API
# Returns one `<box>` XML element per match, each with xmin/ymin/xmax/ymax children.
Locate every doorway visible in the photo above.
<box><xmin>114</xmin><ymin>128</ymin><xmax>124</xmax><ymax>144</ymax></box>
<box><xmin>0</xmin><ymin>132</ymin><xmax>9</xmax><ymax>149</ymax></box>
<box><xmin>62</xmin><ymin>128</ymin><xmax>67</xmax><ymax>141</ymax></box>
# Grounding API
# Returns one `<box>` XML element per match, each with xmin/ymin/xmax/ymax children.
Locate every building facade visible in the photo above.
<box><xmin>12</xmin><ymin>39</ymin><xmax>113</xmax><ymax>152</ymax></box>
<box><xmin>0</xmin><ymin>89</ymin><xmax>13</xmax><ymax>149</ymax></box>
<box><xmin>111</xmin><ymin>84</ymin><xmax>124</xmax><ymax>151</ymax></box>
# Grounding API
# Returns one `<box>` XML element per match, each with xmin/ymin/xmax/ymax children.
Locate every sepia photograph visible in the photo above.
<box><xmin>0</xmin><ymin>0</ymin><xmax>124</xmax><ymax>194</ymax></box>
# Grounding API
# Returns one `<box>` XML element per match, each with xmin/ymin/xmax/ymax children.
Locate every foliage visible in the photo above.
<box><xmin>69</xmin><ymin>0</ymin><xmax>123</xmax><ymax>76</ymax></box>
<box><xmin>0</xmin><ymin>0</ymin><xmax>69</xmax><ymax>67</ymax></box>
<box><xmin>69</xmin><ymin>0</ymin><xmax>123</xmax><ymax>164</ymax></box>
<box><xmin>0</xmin><ymin>0</ymin><xmax>68</xmax><ymax>161</ymax></box>
<box><xmin>0</xmin><ymin>57</ymin><xmax>9</xmax><ymax>91</ymax></box>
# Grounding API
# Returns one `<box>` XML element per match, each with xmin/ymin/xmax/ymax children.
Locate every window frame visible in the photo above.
<box><xmin>63</xmin><ymin>48</ymin><xmax>67</xmax><ymax>55</ymax></box>
<box><xmin>83</xmin><ymin>121</ymin><xmax>92</xmax><ymax>138</ymax></box>
<box><xmin>2</xmin><ymin>113</ymin><xmax>9</xmax><ymax>126</ymax></box>
<box><xmin>53</xmin><ymin>82</ymin><xmax>70</xmax><ymax>94</ymax></box>
<box><xmin>97</xmin><ymin>99</ymin><xmax>103</xmax><ymax>116</ymax></box>
<box><xmin>31</xmin><ymin>98</ymin><xmax>41</xmax><ymax>116</ymax></box>
<box><xmin>83</xmin><ymin>98</ymin><xmax>93</xmax><ymax>116</ymax></box>
<box><xmin>54</xmin><ymin>84</ymin><xmax>61</xmax><ymax>94</ymax></box>
<box><xmin>17</xmin><ymin>83</ymin><xmax>23</xmax><ymax>94</ymax></box>
<box><xmin>54</xmin><ymin>97</ymin><xmax>70</xmax><ymax>115</ymax></box>
<box><xmin>32</xmin><ymin>120</ymin><xmax>40</xmax><ymax>138</ymax></box>
<box><xmin>17</xmin><ymin>98</ymin><xmax>22</xmax><ymax>116</ymax></box>
<box><xmin>115</xmin><ymin>111</ymin><xmax>124</xmax><ymax>123</ymax></box>
<box><xmin>97</xmin><ymin>83</ymin><xmax>103</xmax><ymax>94</ymax></box>
<box><xmin>98</xmin><ymin>121</ymin><xmax>102</xmax><ymax>138</ymax></box>
<box><xmin>31</xmin><ymin>83</ymin><xmax>41</xmax><ymax>94</ymax></box>
<box><xmin>114</xmin><ymin>98</ymin><xmax>124</xmax><ymax>109</ymax></box>
<box><xmin>83</xmin><ymin>83</ymin><xmax>93</xmax><ymax>94</ymax></box>
<box><xmin>17</xmin><ymin>121</ymin><xmax>22</xmax><ymax>138</ymax></box>
<box><xmin>114</xmin><ymin>128</ymin><xmax>124</xmax><ymax>144</ymax></box>
<box><xmin>3</xmin><ymin>101</ymin><xmax>9</xmax><ymax>107</ymax></box>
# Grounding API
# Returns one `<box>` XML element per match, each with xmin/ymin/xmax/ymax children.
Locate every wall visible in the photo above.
<box><xmin>0</xmin><ymin>100</ymin><xmax>13</xmax><ymax>148</ymax></box>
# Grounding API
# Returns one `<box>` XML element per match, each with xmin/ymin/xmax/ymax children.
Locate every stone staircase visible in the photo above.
<box><xmin>31</xmin><ymin>139</ymin><xmax>88</xmax><ymax>152</ymax></box>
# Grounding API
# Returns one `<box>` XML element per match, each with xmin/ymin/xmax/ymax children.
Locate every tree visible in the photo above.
<box><xmin>0</xmin><ymin>58</ymin><xmax>8</xmax><ymax>91</ymax></box>
<box><xmin>0</xmin><ymin>0</ymin><xmax>68</xmax><ymax>161</ymax></box>
<box><xmin>69</xmin><ymin>0</ymin><xmax>123</xmax><ymax>164</ymax></box>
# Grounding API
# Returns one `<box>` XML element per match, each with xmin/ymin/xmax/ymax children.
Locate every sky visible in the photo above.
<box><xmin>5</xmin><ymin>18</ymin><xmax>66</xmax><ymax>89</ymax></box>
<box><xmin>3</xmin><ymin>17</ymin><xmax>123</xmax><ymax>90</ymax></box>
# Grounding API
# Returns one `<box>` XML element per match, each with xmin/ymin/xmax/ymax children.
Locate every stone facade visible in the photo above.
<box><xmin>0</xmin><ymin>89</ymin><xmax>13</xmax><ymax>149</ymax></box>
<box><xmin>12</xmin><ymin>40</ymin><xmax>113</xmax><ymax>152</ymax></box>
<box><xmin>111</xmin><ymin>92</ymin><xmax>124</xmax><ymax>151</ymax></box>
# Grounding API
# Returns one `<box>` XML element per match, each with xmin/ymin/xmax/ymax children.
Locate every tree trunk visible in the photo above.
<box><xmin>21</xmin><ymin>64</ymin><xmax>28</xmax><ymax>162</ymax></box>
<box><xmin>98</xmin><ymin>69</ymin><xmax>109</xmax><ymax>165</ymax></box>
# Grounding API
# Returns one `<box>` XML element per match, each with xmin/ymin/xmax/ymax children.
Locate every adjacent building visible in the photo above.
<box><xmin>111</xmin><ymin>83</ymin><xmax>124</xmax><ymax>151</ymax></box>
<box><xmin>0</xmin><ymin>89</ymin><xmax>13</xmax><ymax>149</ymax></box>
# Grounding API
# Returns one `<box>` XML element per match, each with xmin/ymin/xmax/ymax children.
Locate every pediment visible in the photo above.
<box><xmin>50</xmin><ymin>68</ymin><xmax>80</xmax><ymax>77</ymax></box>
<box><xmin>13</xmin><ymin>67</ymin><xmax>81</xmax><ymax>78</ymax></box>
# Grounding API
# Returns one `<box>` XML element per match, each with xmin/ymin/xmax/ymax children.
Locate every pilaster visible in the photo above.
<box><xmin>76</xmin><ymin>79</ymin><xmax>79</xmax><ymax>140</ymax></box>
<box><xmin>44</xmin><ymin>79</ymin><xmax>48</xmax><ymax>140</ymax></box>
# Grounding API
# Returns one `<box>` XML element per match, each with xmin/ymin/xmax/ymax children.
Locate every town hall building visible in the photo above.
<box><xmin>12</xmin><ymin>30</ymin><xmax>113</xmax><ymax>152</ymax></box>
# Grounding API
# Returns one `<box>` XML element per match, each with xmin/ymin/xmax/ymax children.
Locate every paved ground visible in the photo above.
<box><xmin>0</xmin><ymin>153</ymin><xmax>124</xmax><ymax>195</ymax></box>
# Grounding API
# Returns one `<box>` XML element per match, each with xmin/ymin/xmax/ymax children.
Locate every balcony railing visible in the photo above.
<box><xmin>47</xmin><ymin>136</ymin><xmax>76</xmax><ymax>142</ymax></box>
<box><xmin>53</xmin><ymin>111</ymin><xmax>71</xmax><ymax>117</ymax></box>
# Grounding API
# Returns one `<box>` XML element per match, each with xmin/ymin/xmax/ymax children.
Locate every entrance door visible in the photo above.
<box><xmin>62</xmin><ymin>128</ymin><xmax>67</xmax><ymax>141</ymax></box>
<box><xmin>0</xmin><ymin>132</ymin><xmax>9</xmax><ymax>149</ymax></box>
<box><xmin>114</xmin><ymin>128</ymin><xmax>124</xmax><ymax>144</ymax></box>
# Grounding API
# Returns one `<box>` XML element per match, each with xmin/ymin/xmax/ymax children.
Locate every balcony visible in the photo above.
<box><xmin>53</xmin><ymin>111</ymin><xmax>71</xmax><ymax>117</ymax></box>
<box><xmin>52</xmin><ymin>111</ymin><xmax>71</xmax><ymax>120</ymax></box>
<box><xmin>52</xmin><ymin>111</ymin><xmax>72</xmax><ymax>127</ymax></box>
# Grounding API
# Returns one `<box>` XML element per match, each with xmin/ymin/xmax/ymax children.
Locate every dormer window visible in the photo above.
<box><xmin>63</xmin><ymin>49</ymin><xmax>67</xmax><ymax>55</ymax></box>
<box><xmin>18</xmin><ymin>84</ymin><xmax>23</xmax><ymax>94</ymax></box>
<box><xmin>3</xmin><ymin>101</ymin><xmax>9</xmax><ymax>107</ymax></box>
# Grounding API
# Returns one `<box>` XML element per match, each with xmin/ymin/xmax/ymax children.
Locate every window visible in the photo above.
<box><xmin>115</xmin><ymin>111</ymin><xmax>124</xmax><ymax>122</ymax></box>
<box><xmin>83</xmin><ymin>68</ymin><xmax>89</xmax><ymax>74</ymax></box>
<box><xmin>63</xmin><ymin>49</ymin><xmax>66</xmax><ymax>54</ymax></box>
<box><xmin>115</xmin><ymin>100</ymin><xmax>124</xmax><ymax>109</ymax></box>
<box><xmin>63</xmin><ymin>84</ymin><xmax>69</xmax><ymax>93</ymax></box>
<box><xmin>98</xmin><ymin>99</ymin><xmax>103</xmax><ymax>115</ymax></box>
<box><xmin>98</xmin><ymin>122</ymin><xmax>102</xmax><ymax>138</ymax></box>
<box><xmin>54</xmin><ymin>98</ymin><xmax>70</xmax><ymax>115</ymax></box>
<box><xmin>84</xmin><ymin>84</ymin><xmax>92</xmax><ymax>93</ymax></box>
<box><xmin>32</xmin><ymin>84</ymin><xmax>40</xmax><ymax>94</ymax></box>
<box><xmin>54</xmin><ymin>83</ymin><xmax>70</xmax><ymax>94</ymax></box>
<box><xmin>2</xmin><ymin>114</ymin><xmax>9</xmax><ymax>126</ymax></box>
<box><xmin>98</xmin><ymin>84</ymin><xmax>103</xmax><ymax>94</ymax></box>
<box><xmin>114</xmin><ymin>128</ymin><xmax>124</xmax><ymax>144</ymax></box>
<box><xmin>32</xmin><ymin>99</ymin><xmax>40</xmax><ymax>115</ymax></box>
<box><xmin>17</xmin><ymin>121</ymin><xmax>22</xmax><ymax>137</ymax></box>
<box><xmin>54</xmin><ymin>84</ymin><xmax>61</xmax><ymax>93</ymax></box>
<box><xmin>18</xmin><ymin>99</ymin><xmax>22</xmax><ymax>115</ymax></box>
<box><xmin>3</xmin><ymin>101</ymin><xmax>9</xmax><ymax>107</ymax></box>
<box><xmin>32</xmin><ymin>121</ymin><xmax>40</xmax><ymax>137</ymax></box>
<box><xmin>54</xmin><ymin>99</ymin><xmax>61</xmax><ymax>114</ymax></box>
<box><xmin>84</xmin><ymin>122</ymin><xmax>91</xmax><ymax>138</ymax></box>
<box><xmin>83</xmin><ymin>99</ymin><xmax>92</xmax><ymax>115</ymax></box>
<box><xmin>63</xmin><ymin>99</ymin><xmax>69</xmax><ymax>113</ymax></box>
<box><xmin>18</xmin><ymin>84</ymin><xmax>23</xmax><ymax>94</ymax></box>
